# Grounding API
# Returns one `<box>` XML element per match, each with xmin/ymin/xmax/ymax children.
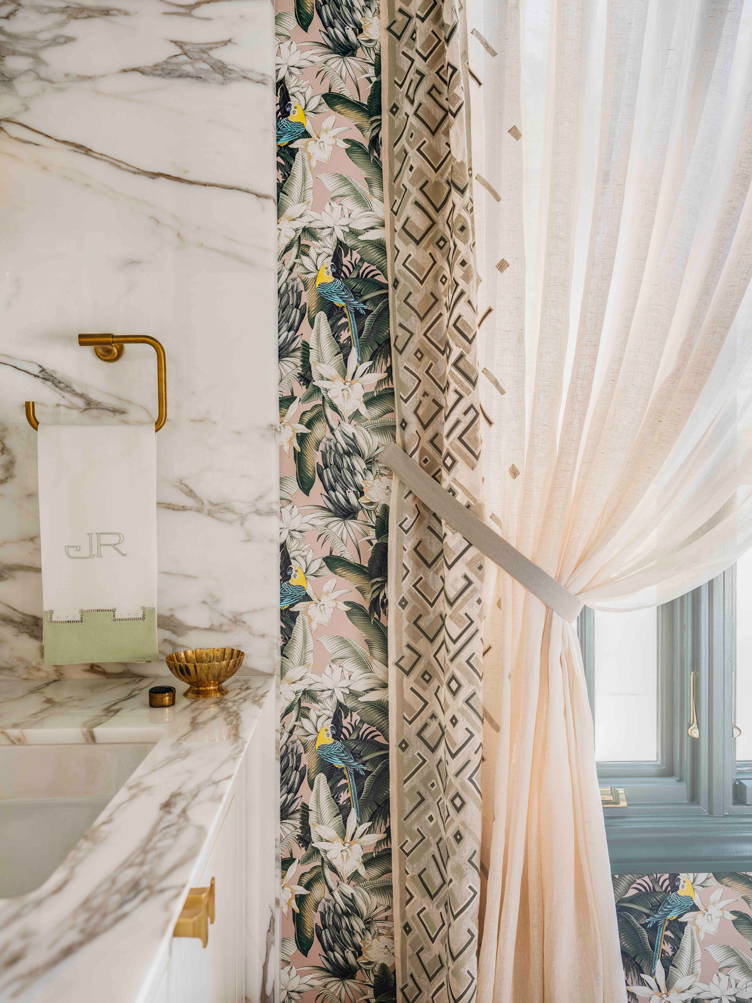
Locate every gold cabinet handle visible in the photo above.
<box><xmin>734</xmin><ymin>722</ymin><xmax>743</xmax><ymax>739</ymax></box>
<box><xmin>173</xmin><ymin>878</ymin><xmax>215</xmax><ymax>948</ymax></box>
<box><xmin>688</xmin><ymin>671</ymin><xmax>699</xmax><ymax>739</ymax></box>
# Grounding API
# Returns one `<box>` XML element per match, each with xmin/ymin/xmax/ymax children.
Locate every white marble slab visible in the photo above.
<box><xmin>0</xmin><ymin>676</ymin><xmax>189</xmax><ymax>745</ymax></box>
<box><xmin>0</xmin><ymin>0</ymin><xmax>278</xmax><ymax>679</ymax></box>
<box><xmin>0</xmin><ymin>673</ymin><xmax>274</xmax><ymax>1003</ymax></box>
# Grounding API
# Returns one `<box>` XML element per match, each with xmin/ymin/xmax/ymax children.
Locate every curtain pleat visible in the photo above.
<box><xmin>466</xmin><ymin>0</ymin><xmax>752</xmax><ymax>999</ymax></box>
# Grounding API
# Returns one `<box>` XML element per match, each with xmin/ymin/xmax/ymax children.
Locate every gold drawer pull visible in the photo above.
<box><xmin>173</xmin><ymin>878</ymin><xmax>215</xmax><ymax>948</ymax></box>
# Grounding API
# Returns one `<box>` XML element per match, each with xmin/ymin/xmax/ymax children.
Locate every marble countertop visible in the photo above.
<box><xmin>0</xmin><ymin>673</ymin><xmax>273</xmax><ymax>1002</ymax></box>
<box><xmin>0</xmin><ymin>676</ymin><xmax>194</xmax><ymax>746</ymax></box>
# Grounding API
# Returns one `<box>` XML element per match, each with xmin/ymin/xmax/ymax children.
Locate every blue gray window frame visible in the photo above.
<box><xmin>579</xmin><ymin>568</ymin><xmax>752</xmax><ymax>873</ymax></box>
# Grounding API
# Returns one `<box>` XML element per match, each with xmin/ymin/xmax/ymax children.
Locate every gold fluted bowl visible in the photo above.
<box><xmin>165</xmin><ymin>648</ymin><xmax>245</xmax><ymax>699</ymax></box>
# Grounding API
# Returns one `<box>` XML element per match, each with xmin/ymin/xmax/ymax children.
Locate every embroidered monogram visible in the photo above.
<box><xmin>65</xmin><ymin>532</ymin><xmax>127</xmax><ymax>559</ymax></box>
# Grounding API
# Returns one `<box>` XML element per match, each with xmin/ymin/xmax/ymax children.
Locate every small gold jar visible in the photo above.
<box><xmin>165</xmin><ymin>648</ymin><xmax>245</xmax><ymax>699</ymax></box>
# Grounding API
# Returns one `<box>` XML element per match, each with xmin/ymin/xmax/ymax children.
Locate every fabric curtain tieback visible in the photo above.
<box><xmin>380</xmin><ymin>442</ymin><xmax>583</xmax><ymax>623</ymax></box>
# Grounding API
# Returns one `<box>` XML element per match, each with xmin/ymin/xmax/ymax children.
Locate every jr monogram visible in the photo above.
<box><xmin>65</xmin><ymin>532</ymin><xmax>127</xmax><ymax>559</ymax></box>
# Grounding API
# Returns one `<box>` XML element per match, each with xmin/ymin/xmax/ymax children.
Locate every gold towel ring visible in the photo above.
<box><xmin>25</xmin><ymin>334</ymin><xmax>167</xmax><ymax>433</ymax></box>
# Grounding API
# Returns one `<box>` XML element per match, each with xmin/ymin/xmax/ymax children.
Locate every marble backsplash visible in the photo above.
<box><xmin>0</xmin><ymin>0</ymin><xmax>277</xmax><ymax>678</ymax></box>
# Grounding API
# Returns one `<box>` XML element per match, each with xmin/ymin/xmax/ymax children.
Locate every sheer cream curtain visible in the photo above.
<box><xmin>465</xmin><ymin>0</ymin><xmax>752</xmax><ymax>999</ymax></box>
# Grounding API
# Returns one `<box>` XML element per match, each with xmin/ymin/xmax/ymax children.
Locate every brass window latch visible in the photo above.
<box><xmin>173</xmin><ymin>878</ymin><xmax>215</xmax><ymax>949</ymax></box>
<box><xmin>600</xmin><ymin>787</ymin><xmax>627</xmax><ymax>808</ymax></box>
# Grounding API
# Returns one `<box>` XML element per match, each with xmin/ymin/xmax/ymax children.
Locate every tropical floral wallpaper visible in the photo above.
<box><xmin>616</xmin><ymin>873</ymin><xmax>752</xmax><ymax>1002</ymax></box>
<box><xmin>276</xmin><ymin>1</ymin><xmax>394</xmax><ymax>1000</ymax></box>
<box><xmin>274</xmin><ymin>5</ymin><xmax>752</xmax><ymax>1003</ymax></box>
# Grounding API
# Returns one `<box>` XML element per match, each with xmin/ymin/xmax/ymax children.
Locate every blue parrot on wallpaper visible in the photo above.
<box><xmin>316</xmin><ymin>725</ymin><xmax>369</xmax><ymax>823</ymax></box>
<box><xmin>277</xmin><ymin>102</ymin><xmax>308</xmax><ymax>147</ymax></box>
<box><xmin>316</xmin><ymin>262</ymin><xmax>367</xmax><ymax>362</ymax></box>
<box><xmin>280</xmin><ymin>565</ymin><xmax>308</xmax><ymax>610</ymax></box>
<box><xmin>644</xmin><ymin>875</ymin><xmax>697</xmax><ymax>975</ymax></box>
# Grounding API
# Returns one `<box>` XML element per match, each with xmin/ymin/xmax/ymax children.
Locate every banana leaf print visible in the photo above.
<box><xmin>277</xmin><ymin>0</ymin><xmax>394</xmax><ymax>998</ymax></box>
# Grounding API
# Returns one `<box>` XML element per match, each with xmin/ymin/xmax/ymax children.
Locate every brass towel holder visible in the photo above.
<box><xmin>25</xmin><ymin>334</ymin><xmax>167</xmax><ymax>432</ymax></box>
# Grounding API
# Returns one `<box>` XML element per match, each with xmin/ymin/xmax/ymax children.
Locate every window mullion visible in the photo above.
<box><xmin>675</xmin><ymin>590</ymin><xmax>693</xmax><ymax>800</ymax></box>
<box><xmin>696</xmin><ymin>574</ymin><xmax>734</xmax><ymax>816</ymax></box>
<box><xmin>693</xmin><ymin>583</ymin><xmax>711</xmax><ymax>812</ymax></box>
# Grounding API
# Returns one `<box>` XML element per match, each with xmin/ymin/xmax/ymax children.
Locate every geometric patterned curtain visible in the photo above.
<box><xmin>383</xmin><ymin>2</ymin><xmax>485</xmax><ymax>1000</ymax></box>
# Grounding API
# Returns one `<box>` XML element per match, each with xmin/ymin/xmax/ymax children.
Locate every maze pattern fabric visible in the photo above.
<box><xmin>383</xmin><ymin>2</ymin><xmax>484</xmax><ymax>1000</ymax></box>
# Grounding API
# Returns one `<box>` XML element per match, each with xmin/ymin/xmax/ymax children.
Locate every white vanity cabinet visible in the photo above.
<box><xmin>139</xmin><ymin>762</ymin><xmax>246</xmax><ymax>1003</ymax></box>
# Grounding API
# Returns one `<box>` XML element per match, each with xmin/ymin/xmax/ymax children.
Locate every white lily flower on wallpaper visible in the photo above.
<box><xmin>315</xmin><ymin>661</ymin><xmax>352</xmax><ymax>704</ymax></box>
<box><xmin>629</xmin><ymin>964</ymin><xmax>701</xmax><ymax>1002</ymax></box>
<box><xmin>275</xmin><ymin>40</ymin><xmax>316</xmax><ymax>82</ymax></box>
<box><xmin>315</xmin><ymin>201</ymin><xmax>353</xmax><ymax>242</ymax></box>
<box><xmin>287</xmin><ymin>80</ymin><xmax>324</xmax><ymax>116</ymax></box>
<box><xmin>294</xmin><ymin>704</ymin><xmax>332</xmax><ymax>745</ymax></box>
<box><xmin>312</xmin><ymin>811</ymin><xmax>385</xmax><ymax>878</ymax></box>
<box><xmin>280</xmin><ymin>398</ymin><xmax>310</xmax><ymax>456</ymax></box>
<box><xmin>348</xmin><ymin>202</ymin><xmax>386</xmax><ymax>242</ymax></box>
<box><xmin>684</xmin><ymin>873</ymin><xmax>715</xmax><ymax>887</ymax></box>
<box><xmin>292</xmin><ymin>577</ymin><xmax>349</xmax><ymax>629</ymax></box>
<box><xmin>358</xmin><ymin>14</ymin><xmax>381</xmax><ymax>41</ymax></box>
<box><xmin>283</xmin><ymin>543</ymin><xmax>326</xmax><ymax>580</ymax></box>
<box><xmin>315</xmin><ymin>355</ymin><xmax>386</xmax><ymax>419</ymax></box>
<box><xmin>279</xmin><ymin>965</ymin><xmax>318</xmax><ymax>1003</ymax></box>
<box><xmin>361</xmin><ymin>469</ymin><xmax>391</xmax><ymax>505</ymax></box>
<box><xmin>359</xmin><ymin>931</ymin><xmax>395</xmax><ymax>967</ymax></box>
<box><xmin>281</xmin><ymin>860</ymin><xmax>308</xmax><ymax>917</ymax></box>
<box><xmin>683</xmin><ymin>886</ymin><xmax>736</xmax><ymax>940</ymax></box>
<box><xmin>280</xmin><ymin>662</ymin><xmax>318</xmax><ymax>708</ymax></box>
<box><xmin>292</xmin><ymin>114</ymin><xmax>348</xmax><ymax>166</ymax></box>
<box><xmin>280</xmin><ymin>504</ymin><xmax>313</xmax><ymax>545</ymax></box>
<box><xmin>350</xmin><ymin>659</ymin><xmax>389</xmax><ymax>703</ymax></box>
<box><xmin>278</xmin><ymin>204</ymin><xmax>315</xmax><ymax>253</ymax></box>
<box><xmin>696</xmin><ymin>973</ymin><xmax>752</xmax><ymax>1001</ymax></box>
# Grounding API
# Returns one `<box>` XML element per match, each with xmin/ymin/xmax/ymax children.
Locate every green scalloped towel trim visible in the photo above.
<box><xmin>43</xmin><ymin>608</ymin><xmax>158</xmax><ymax>666</ymax></box>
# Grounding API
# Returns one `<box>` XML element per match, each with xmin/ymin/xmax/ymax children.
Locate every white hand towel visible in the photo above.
<box><xmin>38</xmin><ymin>425</ymin><xmax>158</xmax><ymax>665</ymax></box>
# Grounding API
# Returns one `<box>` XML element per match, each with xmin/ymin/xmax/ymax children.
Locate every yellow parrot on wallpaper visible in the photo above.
<box><xmin>644</xmin><ymin>875</ymin><xmax>697</xmax><ymax>975</ymax></box>
<box><xmin>316</xmin><ymin>725</ymin><xmax>369</xmax><ymax>823</ymax></box>
<box><xmin>315</xmin><ymin>262</ymin><xmax>367</xmax><ymax>362</ymax></box>
<box><xmin>280</xmin><ymin>565</ymin><xmax>308</xmax><ymax>610</ymax></box>
<box><xmin>276</xmin><ymin>101</ymin><xmax>307</xmax><ymax>147</ymax></box>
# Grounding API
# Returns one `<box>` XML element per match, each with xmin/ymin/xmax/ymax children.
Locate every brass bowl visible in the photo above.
<box><xmin>165</xmin><ymin>648</ymin><xmax>245</xmax><ymax>699</ymax></box>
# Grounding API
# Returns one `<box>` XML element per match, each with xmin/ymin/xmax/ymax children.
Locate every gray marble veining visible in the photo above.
<box><xmin>0</xmin><ymin>674</ymin><xmax>274</xmax><ymax>1002</ymax></box>
<box><xmin>0</xmin><ymin>0</ymin><xmax>278</xmax><ymax>679</ymax></box>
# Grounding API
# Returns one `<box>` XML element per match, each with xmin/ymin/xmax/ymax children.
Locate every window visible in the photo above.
<box><xmin>579</xmin><ymin>568</ymin><xmax>752</xmax><ymax>873</ymax></box>
<box><xmin>593</xmin><ymin>607</ymin><xmax>658</xmax><ymax>763</ymax></box>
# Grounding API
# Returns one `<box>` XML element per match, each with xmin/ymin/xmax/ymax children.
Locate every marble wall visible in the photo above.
<box><xmin>0</xmin><ymin>0</ymin><xmax>278</xmax><ymax>678</ymax></box>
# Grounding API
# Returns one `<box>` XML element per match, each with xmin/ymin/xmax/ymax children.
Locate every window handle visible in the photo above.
<box><xmin>688</xmin><ymin>671</ymin><xmax>700</xmax><ymax>739</ymax></box>
<box><xmin>734</xmin><ymin>723</ymin><xmax>742</xmax><ymax>739</ymax></box>
<box><xmin>600</xmin><ymin>787</ymin><xmax>627</xmax><ymax>808</ymax></box>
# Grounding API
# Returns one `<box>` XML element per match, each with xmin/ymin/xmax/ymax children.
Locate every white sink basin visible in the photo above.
<box><xmin>0</xmin><ymin>743</ymin><xmax>153</xmax><ymax>898</ymax></box>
